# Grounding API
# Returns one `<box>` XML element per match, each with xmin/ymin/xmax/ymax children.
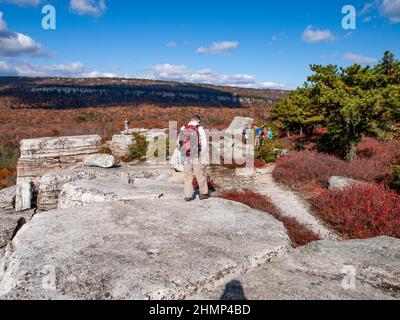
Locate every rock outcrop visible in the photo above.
<box><xmin>328</xmin><ymin>176</ymin><xmax>363</xmax><ymax>190</ymax></box>
<box><xmin>0</xmin><ymin>187</ymin><xmax>16</xmax><ymax>211</ymax></box>
<box><xmin>110</xmin><ymin>135</ymin><xmax>136</xmax><ymax>158</ymax></box>
<box><xmin>1</xmin><ymin>163</ymin><xmax>399</xmax><ymax>300</ymax></box>
<box><xmin>199</xmin><ymin>237</ymin><xmax>400</xmax><ymax>300</ymax></box>
<box><xmin>227</xmin><ymin>117</ymin><xmax>254</xmax><ymax>134</ymax></box>
<box><xmin>0</xmin><ymin>198</ymin><xmax>290</xmax><ymax>299</ymax></box>
<box><xmin>58</xmin><ymin>178</ymin><xmax>183</xmax><ymax>209</ymax></box>
<box><xmin>37</xmin><ymin>165</ymin><xmax>170</xmax><ymax>211</ymax></box>
<box><xmin>84</xmin><ymin>154</ymin><xmax>116</xmax><ymax>168</ymax></box>
<box><xmin>15</xmin><ymin>183</ymin><xmax>33</xmax><ymax>212</ymax></box>
<box><xmin>17</xmin><ymin>135</ymin><xmax>102</xmax><ymax>186</ymax></box>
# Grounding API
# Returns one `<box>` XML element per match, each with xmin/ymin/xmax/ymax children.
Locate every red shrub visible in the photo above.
<box><xmin>254</xmin><ymin>159</ymin><xmax>266</xmax><ymax>168</ymax></box>
<box><xmin>310</xmin><ymin>184</ymin><xmax>400</xmax><ymax>239</ymax></box>
<box><xmin>273</xmin><ymin>145</ymin><xmax>396</xmax><ymax>192</ymax></box>
<box><xmin>273</xmin><ymin>151</ymin><xmax>347</xmax><ymax>193</ymax></box>
<box><xmin>357</xmin><ymin>137</ymin><xmax>400</xmax><ymax>163</ymax></box>
<box><xmin>217</xmin><ymin>189</ymin><xmax>321</xmax><ymax>248</ymax></box>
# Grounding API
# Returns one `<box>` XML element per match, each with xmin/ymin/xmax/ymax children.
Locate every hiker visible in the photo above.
<box><xmin>259</xmin><ymin>126</ymin><xmax>266</xmax><ymax>146</ymax></box>
<box><xmin>124</xmin><ymin>118</ymin><xmax>130</xmax><ymax>133</ymax></box>
<box><xmin>243</xmin><ymin>125</ymin><xmax>250</xmax><ymax>144</ymax></box>
<box><xmin>178</xmin><ymin>115</ymin><xmax>209</xmax><ymax>202</ymax></box>
<box><xmin>255</xmin><ymin>126</ymin><xmax>262</xmax><ymax>148</ymax></box>
<box><xmin>267</xmin><ymin>128</ymin><xmax>273</xmax><ymax>141</ymax></box>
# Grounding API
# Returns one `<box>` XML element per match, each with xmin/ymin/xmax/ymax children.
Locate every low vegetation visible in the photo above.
<box><xmin>273</xmin><ymin>137</ymin><xmax>400</xmax><ymax>193</ymax></box>
<box><xmin>310</xmin><ymin>184</ymin><xmax>400</xmax><ymax>239</ymax></box>
<box><xmin>124</xmin><ymin>133</ymin><xmax>149</xmax><ymax>162</ymax></box>
<box><xmin>217</xmin><ymin>189</ymin><xmax>321</xmax><ymax>248</ymax></box>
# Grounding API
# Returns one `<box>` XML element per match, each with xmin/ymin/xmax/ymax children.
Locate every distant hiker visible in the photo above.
<box><xmin>255</xmin><ymin>126</ymin><xmax>262</xmax><ymax>148</ymax></box>
<box><xmin>178</xmin><ymin>115</ymin><xmax>209</xmax><ymax>202</ymax></box>
<box><xmin>124</xmin><ymin>118</ymin><xmax>130</xmax><ymax>133</ymax></box>
<box><xmin>267</xmin><ymin>128</ymin><xmax>274</xmax><ymax>140</ymax></box>
<box><xmin>243</xmin><ymin>125</ymin><xmax>250</xmax><ymax>144</ymax></box>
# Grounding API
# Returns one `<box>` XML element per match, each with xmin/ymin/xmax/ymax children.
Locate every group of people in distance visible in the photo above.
<box><xmin>243</xmin><ymin>124</ymin><xmax>274</xmax><ymax>147</ymax></box>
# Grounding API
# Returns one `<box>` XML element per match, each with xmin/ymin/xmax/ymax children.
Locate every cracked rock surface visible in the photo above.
<box><xmin>199</xmin><ymin>236</ymin><xmax>400</xmax><ymax>300</ymax></box>
<box><xmin>0</xmin><ymin>199</ymin><xmax>290</xmax><ymax>300</ymax></box>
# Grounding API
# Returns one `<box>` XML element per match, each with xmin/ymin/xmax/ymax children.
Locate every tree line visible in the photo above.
<box><xmin>272</xmin><ymin>51</ymin><xmax>400</xmax><ymax>160</ymax></box>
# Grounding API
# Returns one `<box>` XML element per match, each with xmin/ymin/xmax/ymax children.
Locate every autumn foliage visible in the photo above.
<box><xmin>311</xmin><ymin>184</ymin><xmax>400</xmax><ymax>239</ymax></box>
<box><xmin>273</xmin><ymin>138</ymin><xmax>400</xmax><ymax>193</ymax></box>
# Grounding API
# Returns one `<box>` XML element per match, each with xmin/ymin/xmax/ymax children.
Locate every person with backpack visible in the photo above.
<box><xmin>267</xmin><ymin>128</ymin><xmax>274</xmax><ymax>141</ymax></box>
<box><xmin>178</xmin><ymin>115</ymin><xmax>209</xmax><ymax>202</ymax></box>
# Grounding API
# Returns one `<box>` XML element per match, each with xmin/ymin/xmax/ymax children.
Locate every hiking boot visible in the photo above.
<box><xmin>199</xmin><ymin>194</ymin><xmax>210</xmax><ymax>200</ymax></box>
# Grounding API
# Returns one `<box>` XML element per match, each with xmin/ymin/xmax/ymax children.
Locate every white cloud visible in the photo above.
<box><xmin>166</xmin><ymin>41</ymin><xmax>177</xmax><ymax>48</ymax></box>
<box><xmin>382</xmin><ymin>0</ymin><xmax>400</xmax><ymax>23</ymax></box>
<box><xmin>81</xmin><ymin>70</ymin><xmax>116</xmax><ymax>78</ymax></box>
<box><xmin>196</xmin><ymin>41</ymin><xmax>239</xmax><ymax>55</ymax></box>
<box><xmin>343</xmin><ymin>52</ymin><xmax>377</xmax><ymax>64</ymax></box>
<box><xmin>0</xmin><ymin>60</ymin><xmax>116</xmax><ymax>77</ymax></box>
<box><xmin>70</xmin><ymin>0</ymin><xmax>107</xmax><ymax>17</ymax></box>
<box><xmin>301</xmin><ymin>25</ymin><xmax>335</xmax><ymax>43</ymax></box>
<box><xmin>1</xmin><ymin>0</ymin><xmax>43</xmax><ymax>6</ymax></box>
<box><xmin>144</xmin><ymin>63</ymin><xmax>285</xmax><ymax>89</ymax></box>
<box><xmin>0</xmin><ymin>12</ymin><xmax>48</xmax><ymax>57</ymax></box>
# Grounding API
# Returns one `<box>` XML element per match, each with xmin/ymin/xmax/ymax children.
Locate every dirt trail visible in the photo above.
<box><xmin>253</xmin><ymin>166</ymin><xmax>340</xmax><ymax>240</ymax></box>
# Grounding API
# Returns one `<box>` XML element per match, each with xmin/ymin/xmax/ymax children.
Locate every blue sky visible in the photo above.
<box><xmin>0</xmin><ymin>0</ymin><xmax>399</xmax><ymax>89</ymax></box>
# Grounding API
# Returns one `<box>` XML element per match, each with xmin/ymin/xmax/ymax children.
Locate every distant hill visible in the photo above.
<box><xmin>0</xmin><ymin>77</ymin><xmax>289</xmax><ymax>109</ymax></box>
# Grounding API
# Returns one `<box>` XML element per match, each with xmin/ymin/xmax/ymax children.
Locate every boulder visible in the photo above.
<box><xmin>0</xmin><ymin>186</ymin><xmax>16</xmax><ymax>210</ymax></box>
<box><xmin>199</xmin><ymin>237</ymin><xmax>400</xmax><ymax>300</ymax></box>
<box><xmin>58</xmin><ymin>178</ymin><xmax>183</xmax><ymax>209</ymax></box>
<box><xmin>227</xmin><ymin>117</ymin><xmax>254</xmax><ymax>134</ymax></box>
<box><xmin>15</xmin><ymin>183</ymin><xmax>33</xmax><ymax>212</ymax></box>
<box><xmin>84</xmin><ymin>154</ymin><xmax>116</xmax><ymax>168</ymax></box>
<box><xmin>110</xmin><ymin>135</ymin><xmax>136</xmax><ymax>158</ymax></box>
<box><xmin>144</xmin><ymin>129</ymin><xmax>168</xmax><ymax>141</ymax></box>
<box><xmin>17</xmin><ymin>135</ymin><xmax>102</xmax><ymax>186</ymax></box>
<box><xmin>0</xmin><ymin>199</ymin><xmax>290</xmax><ymax>300</ymax></box>
<box><xmin>37</xmin><ymin>165</ymin><xmax>173</xmax><ymax>211</ymax></box>
<box><xmin>328</xmin><ymin>176</ymin><xmax>363</xmax><ymax>190</ymax></box>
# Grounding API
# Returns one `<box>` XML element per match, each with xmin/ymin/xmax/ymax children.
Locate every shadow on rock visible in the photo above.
<box><xmin>220</xmin><ymin>280</ymin><xmax>247</xmax><ymax>300</ymax></box>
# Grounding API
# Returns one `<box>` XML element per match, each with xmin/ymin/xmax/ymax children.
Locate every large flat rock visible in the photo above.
<box><xmin>37</xmin><ymin>165</ymin><xmax>172</xmax><ymax>211</ymax></box>
<box><xmin>199</xmin><ymin>237</ymin><xmax>400</xmax><ymax>300</ymax></box>
<box><xmin>58</xmin><ymin>178</ymin><xmax>183</xmax><ymax>209</ymax></box>
<box><xmin>0</xmin><ymin>199</ymin><xmax>290</xmax><ymax>300</ymax></box>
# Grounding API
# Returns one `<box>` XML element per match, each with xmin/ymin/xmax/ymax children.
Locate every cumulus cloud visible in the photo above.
<box><xmin>144</xmin><ymin>63</ymin><xmax>285</xmax><ymax>89</ymax></box>
<box><xmin>0</xmin><ymin>60</ymin><xmax>116</xmax><ymax>77</ymax></box>
<box><xmin>0</xmin><ymin>12</ymin><xmax>49</xmax><ymax>57</ymax></box>
<box><xmin>70</xmin><ymin>0</ymin><xmax>107</xmax><ymax>17</ymax></box>
<box><xmin>382</xmin><ymin>0</ymin><xmax>400</xmax><ymax>23</ymax></box>
<box><xmin>343</xmin><ymin>52</ymin><xmax>378</xmax><ymax>64</ymax></box>
<box><xmin>301</xmin><ymin>25</ymin><xmax>335</xmax><ymax>43</ymax></box>
<box><xmin>196</xmin><ymin>41</ymin><xmax>239</xmax><ymax>55</ymax></box>
<box><xmin>359</xmin><ymin>0</ymin><xmax>400</xmax><ymax>24</ymax></box>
